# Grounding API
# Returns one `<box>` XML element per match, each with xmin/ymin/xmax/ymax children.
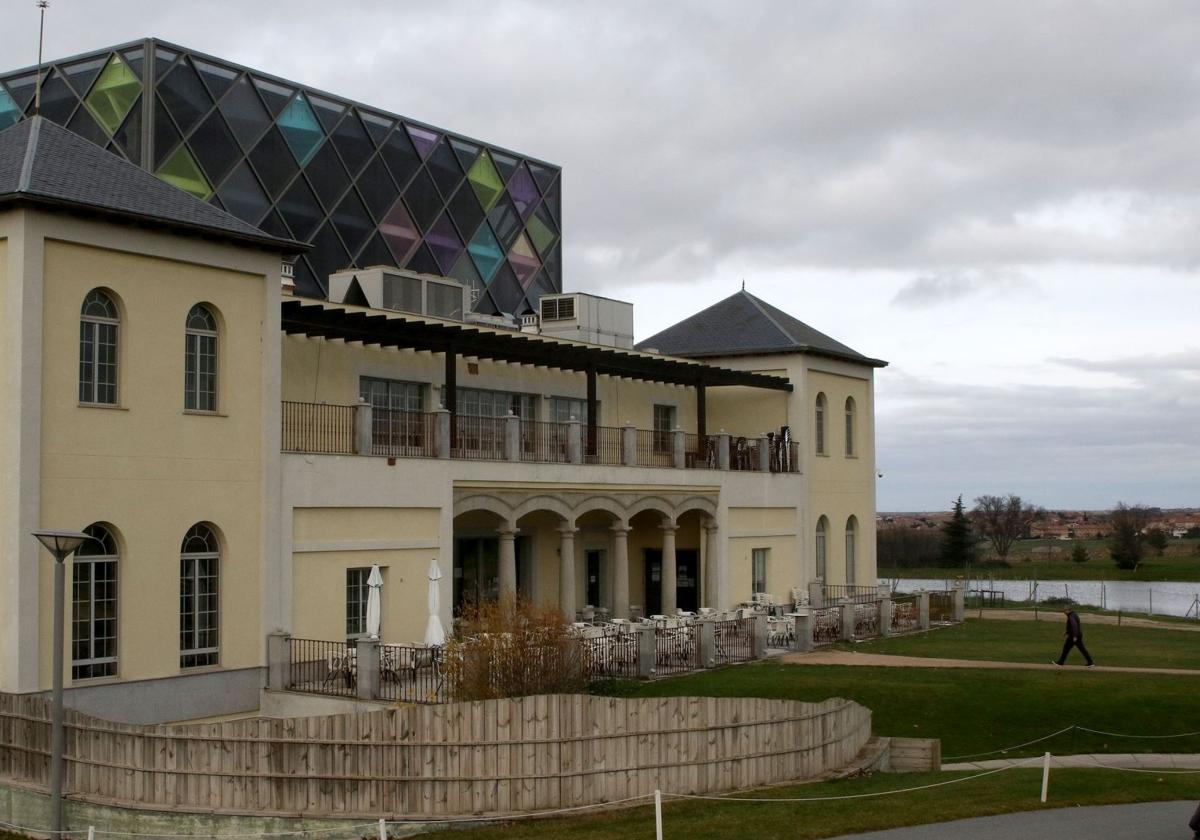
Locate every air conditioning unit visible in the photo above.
<box><xmin>538</xmin><ymin>293</ymin><xmax>634</xmax><ymax>349</ymax></box>
<box><xmin>326</xmin><ymin>267</ymin><xmax>467</xmax><ymax>321</ymax></box>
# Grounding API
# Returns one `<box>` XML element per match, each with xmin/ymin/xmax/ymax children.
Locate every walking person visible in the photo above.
<box><xmin>1190</xmin><ymin>799</ymin><xmax>1200</xmax><ymax>839</ymax></box>
<box><xmin>1052</xmin><ymin>605</ymin><xmax>1094</xmax><ymax>667</ymax></box>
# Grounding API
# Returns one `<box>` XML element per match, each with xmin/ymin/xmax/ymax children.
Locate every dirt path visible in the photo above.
<box><xmin>975</xmin><ymin>609</ymin><xmax>1200</xmax><ymax>632</ymax></box>
<box><xmin>778</xmin><ymin>649</ymin><xmax>1200</xmax><ymax>676</ymax></box>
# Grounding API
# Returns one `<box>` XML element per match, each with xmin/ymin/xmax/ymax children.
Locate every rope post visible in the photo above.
<box><xmin>1040</xmin><ymin>752</ymin><xmax>1051</xmax><ymax>803</ymax></box>
<box><xmin>655</xmin><ymin>788</ymin><xmax>663</xmax><ymax>840</ymax></box>
<box><xmin>378</xmin><ymin>817</ymin><xmax>387</xmax><ymax>840</ymax></box>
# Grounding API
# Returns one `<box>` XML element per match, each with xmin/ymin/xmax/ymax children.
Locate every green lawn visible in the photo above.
<box><xmin>418</xmin><ymin>769</ymin><xmax>1199</xmax><ymax>840</ymax></box>
<box><xmin>837</xmin><ymin>617</ymin><xmax>1200</xmax><ymax>670</ymax></box>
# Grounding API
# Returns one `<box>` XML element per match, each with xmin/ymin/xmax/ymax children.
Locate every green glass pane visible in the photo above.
<box><xmin>0</xmin><ymin>88</ymin><xmax>19</xmax><ymax>130</ymax></box>
<box><xmin>84</xmin><ymin>54</ymin><xmax>141</xmax><ymax>135</ymax></box>
<box><xmin>278</xmin><ymin>94</ymin><xmax>324</xmax><ymax>166</ymax></box>
<box><xmin>156</xmin><ymin>145</ymin><xmax>211</xmax><ymax>200</ymax></box>
<box><xmin>526</xmin><ymin>210</ymin><xmax>557</xmax><ymax>257</ymax></box>
<box><xmin>467</xmin><ymin>150</ymin><xmax>503</xmax><ymax>211</ymax></box>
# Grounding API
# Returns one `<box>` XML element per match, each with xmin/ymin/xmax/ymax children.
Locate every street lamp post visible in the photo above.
<box><xmin>32</xmin><ymin>530</ymin><xmax>90</xmax><ymax>837</ymax></box>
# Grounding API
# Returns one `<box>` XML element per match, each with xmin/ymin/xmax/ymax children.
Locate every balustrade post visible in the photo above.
<box><xmin>433</xmin><ymin>408</ymin><xmax>450</xmax><ymax>459</ymax></box>
<box><xmin>638</xmin><ymin>625</ymin><xmax>657</xmax><ymax>678</ymax></box>
<box><xmin>792</xmin><ymin>609</ymin><xmax>813</xmax><ymax>652</ymax></box>
<box><xmin>672</xmin><ymin>427</ymin><xmax>686</xmax><ymax>468</ymax></box>
<box><xmin>953</xmin><ymin>580</ymin><xmax>966</xmax><ymax>622</ymax></box>
<box><xmin>566</xmin><ymin>420</ymin><xmax>583</xmax><ymax>464</ymax></box>
<box><xmin>918</xmin><ymin>591</ymin><xmax>930</xmax><ymax>630</ymax></box>
<box><xmin>718</xmin><ymin>431</ymin><xmax>731</xmax><ymax>470</ymax></box>
<box><xmin>355</xmin><ymin>638</ymin><xmax>380</xmax><ymax>702</ymax></box>
<box><xmin>878</xmin><ymin>598</ymin><xmax>893</xmax><ymax>637</ymax></box>
<box><xmin>504</xmin><ymin>412</ymin><xmax>521</xmax><ymax>462</ymax></box>
<box><xmin>840</xmin><ymin>602</ymin><xmax>856</xmax><ymax>642</ymax></box>
<box><xmin>354</xmin><ymin>399</ymin><xmax>373</xmax><ymax>455</ymax></box>
<box><xmin>266</xmin><ymin>632</ymin><xmax>291</xmax><ymax>690</ymax></box>
<box><xmin>622</xmin><ymin>423</ymin><xmax>637</xmax><ymax>466</ymax></box>
<box><xmin>697</xmin><ymin>619</ymin><xmax>716</xmax><ymax>668</ymax></box>
<box><xmin>758</xmin><ymin>434</ymin><xmax>770</xmax><ymax>472</ymax></box>
<box><xmin>753</xmin><ymin>614</ymin><xmax>768</xmax><ymax>659</ymax></box>
<box><xmin>808</xmin><ymin>581</ymin><xmax>825</xmax><ymax>608</ymax></box>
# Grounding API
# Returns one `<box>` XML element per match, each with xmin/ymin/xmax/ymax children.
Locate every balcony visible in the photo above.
<box><xmin>281</xmin><ymin>401</ymin><xmax>800</xmax><ymax>474</ymax></box>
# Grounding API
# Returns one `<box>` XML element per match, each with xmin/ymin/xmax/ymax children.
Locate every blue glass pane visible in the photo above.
<box><xmin>0</xmin><ymin>88</ymin><xmax>19</xmax><ymax>130</ymax></box>
<box><xmin>278</xmin><ymin>94</ymin><xmax>324</xmax><ymax>166</ymax></box>
<box><xmin>467</xmin><ymin>223</ymin><xmax>504</xmax><ymax>283</ymax></box>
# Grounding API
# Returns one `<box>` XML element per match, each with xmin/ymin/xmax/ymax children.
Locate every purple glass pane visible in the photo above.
<box><xmin>380</xmin><ymin>199</ymin><xmax>420</xmax><ymax>264</ymax></box>
<box><xmin>426</xmin><ymin>212</ymin><xmax>465</xmax><ymax>274</ymax></box>
<box><xmin>507</xmin><ymin>164</ymin><xmax>539</xmax><ymax>220</ymax></box>
<box><xmin>405</xmin><ymin>124</ymin><xmax>440</xmax><ymax>160</ymax></box>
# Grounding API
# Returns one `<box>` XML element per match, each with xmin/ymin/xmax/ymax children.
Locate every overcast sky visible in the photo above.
<box><xmin>6</xmin><ymin>1</ymin><xmax>1198</xmax><ymax>511</ymax></box>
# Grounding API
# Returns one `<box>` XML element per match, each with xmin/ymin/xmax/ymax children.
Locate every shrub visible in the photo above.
<box><xmin>1070</xmin><ymin>544</ymin><xmax>1089</xmax><ymax>564</ymax></box>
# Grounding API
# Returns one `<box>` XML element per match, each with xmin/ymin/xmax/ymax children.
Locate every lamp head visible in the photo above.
<box><xmin>32</xmin><ymin>530</ymin><xmax>91</xmax><ymax>560</ymax></box>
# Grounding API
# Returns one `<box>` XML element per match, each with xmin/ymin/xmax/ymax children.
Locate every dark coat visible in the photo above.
<box><xmin>1064</xmin><ymin>610</ymin><xmax>1083</xmax><ymax>639</ymax></box>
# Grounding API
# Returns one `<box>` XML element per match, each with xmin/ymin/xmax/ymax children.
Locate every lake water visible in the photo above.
<box><xmin>883</xmin><ymin>577</ymin><xmax>1200</xmax><ymax>619</ymax></box>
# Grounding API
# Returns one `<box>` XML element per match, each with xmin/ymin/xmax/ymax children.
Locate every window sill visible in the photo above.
<box><xmin>815</xmin><ymin>452</ymin><xmax>830</xmax><ymax>458</ymax></box>
<box><xmin>78</xmin><ymin>402</ymin><xmax>128</xmax><ymax>411</ymax></box>
<box><xmin>69</xmin><ymin>672</ymin><xmax>120</xmax><ymax>686</ymax></box>
<box><xmin>845</xmin><ymin>454</ymin><xmax>858</xmax><ymax>459</ymax></box>
<box><xmin>179</xmin><ymin>662</ymin><xmax>223</xmax><ymax>674</ymax></box>
<box><xmin>183</xmin><ymin>410</ymin><xmax>227</xmax><ymax>417</ymax></box>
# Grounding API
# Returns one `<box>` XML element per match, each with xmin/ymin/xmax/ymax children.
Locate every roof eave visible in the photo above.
<box><xmin>657</xmin><ymin>344</ymin><xmax>889</xmax><ymax>368</ymax></box>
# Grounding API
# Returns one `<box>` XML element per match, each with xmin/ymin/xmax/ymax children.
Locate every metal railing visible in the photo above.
<box><xmin>377</xmin><ymin>643</ymin><xmax>447</xmax><ymax>703</ymax></box>
<box><xmin>713</xmin><ymin>618</ymin><xmax>754</xmax><ymax>664</ymax></box>
<box><xmin>728</xmin><ymin>436</ymin><xmax>757</xmax><ymax>471</ymax></box>
<box><xmin>452</xmin><ymin>415</ymin><xmax>506</xmax><ymax>460</ymax></box>
<box><xmin>287</xmin><ymin>637</ymin><xmax>356</xmax><ymax>697</ymax></box>
<box><xmin>929</xmin><ymin>591</ymin><xmax>954</xmax><ymax>623</ymax></box>
<box><xmin>812</xmin><ymin>607</ymin><xmax>842</xmax><ymax>645</ymax></box>
<box><xmin>654</xmin><ymin>625</ymin><xmax>698</xmax><ymax>676</ymax></box>
<box><xmin>584</xmin><ymin>425</ymin><xmax>623</xmax><ymax>465</ymax></box>
<box><xmin>684</xmin><ymin>434</ymin><xmax>719</xmax><ymax>469</ymax></box>
<box><xmin>520</xmin><ymin>419</ymin><xmax>571</xmax><ymax>463</ymax></box>
<box><xmin>769</xmin><ymin>439</ymin><xmax>800</xmax><ymax>473</ymax></box>
<box><xmin>853</xmin><ymin>603</ymin><xmax>880</xmax><ymax>638</ymax></box>
<box><xmin>823</xmin><ymin>584</ymin><xmax>881</xmax><ymax>604</ymax></box>
<box><xmin>282</xmin><ymin>402</ymin><xmax>355</xmax><ymax>454</ymax></box>
<box><xmin>580</xmin><ymin>631</ymin><xmax>640</xmax><ymax>680</ymax></box>
<box><xmin>372</xmin><ymin>408</ymin><xmax>436</xmax><ymax>458</ymax></box>
<box><xmin>635</xmin><ymin>429</ymin><xmax>674</xmax><ymax>467</ymax></box>
<box><xmin>891</xmin><ymin>595</ymin><xmax>919</xmax><ymax>633</ymax></box>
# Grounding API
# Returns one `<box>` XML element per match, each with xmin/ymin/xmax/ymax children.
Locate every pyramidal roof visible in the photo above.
<box><xmin>635</xmin><ymin>289</ymin><xmax>886</xmax><ymax>367</ymax></box>
<box><xmin>0</xmin><ymin>117</ymin><xmax>303</xmax><ymax>252</ymax></box>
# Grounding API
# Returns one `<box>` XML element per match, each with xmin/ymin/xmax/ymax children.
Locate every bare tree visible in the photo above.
<box><xmin>971</xmin><ymin>494</ymin><xmax>1042</xmax><ymax>559</ymax></box>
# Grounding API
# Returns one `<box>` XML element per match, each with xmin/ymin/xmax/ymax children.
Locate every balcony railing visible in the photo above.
<box><xmin>280</xmin><ymin>401</ymin><xmax>802</xmax><ymax>475</ymax></box>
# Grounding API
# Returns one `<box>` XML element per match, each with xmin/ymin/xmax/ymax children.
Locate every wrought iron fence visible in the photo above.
<box><xmin>585</xmin><ymin>425</ymin><xmax>624</xmax><ymax>465</ymax></box>
<box><xmin>653</xmin><ymin>625</ymin><xmax>698</xmax><ymax>675</ymax></box>
<box><xmin>282</xmin><ymin>402</ymin><xmax>355</xmax><ymax>454</ymax></box>
<box><xmin>684</xmin><ymin>434</ymin><xmax>719</xmax><ymax>469</ymax></box>
<box><xmin>520</xmin><ymin>420</ymin><xmax>571</xmax><ymax>463</ymax></box>
<box><xmin>636</xmin><ymin>429</ymin><xmax>674</xmax><ymax>467</ymax></box>
<box><xmin>890</xmin><ymin>595</ymin><xmax>919</xmax><ymax>633</ymax></box>
<box><xmin>769</xmin><ymin>439</ymin><xmax>800</xmax><ymax>473</ymax></box>
<box><xmin>288</xmin><ymin>637</ymin><xmax>356</xmax><ymax>697</ymax></box>
<box><xmin>372</xmin><ymin>408</ymin><xmax>436</xmax><ymax>457</ymax></box>
<box><xmin>579</xmin><ymin>631</ymin><xmax>640</xmax><ymax>679</ymax></box>
<box><xmin>823</xmin><ymin>584</ymin><xmax>881</xmax><ymax>604</ymax></box>
<box><xmin>728</xmin><ymin>436</ymin><xmax>758</xmax><ymax>471</ymax></box>
<box><xmin>812</xmin><ymin>607</ymin><xmax>842</xmax><ymax>645</ymax></box>
<box><xmin>376</xmin><ymin>644</ymin><xmax>447</xmax><ymax>703</ymax></box>
<box><xmin>713</xmin><ymin>618</ymin><xmax>755</xmax><ymax>664</ymax></box>
<box><xmin>452</xmin><ymin>415</ymin><xmax>507</xmax><ymax>460</ymax></box>
<box><xmin>929</xmin><ymin>591</ymin><xmax>955</xmax><ymax>623</ymax></box>
<box><xmin>853</xmin><ymin>603</ymin><xmax>880</xmax><ymax>638</ymax></box>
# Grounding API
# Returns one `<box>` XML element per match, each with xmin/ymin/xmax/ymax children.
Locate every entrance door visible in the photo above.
<box><xmin>585</xmin><ymin>549</ymin><xmax>604</xmax><ymax>607</ymax></box>
<box><xmin>643</xmin><ymin>549</ymin><xmax>662</xmax><ymax>615</ymax></box>
<box><xmin>676</xmin><ymin>550</ymin><xmax>699</xmax><ymax>612</ymax></box>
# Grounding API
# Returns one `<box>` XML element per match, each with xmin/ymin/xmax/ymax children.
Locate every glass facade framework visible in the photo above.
<box><xmin>1</xmin><ymin>39</ymin><xmax>563</xmax><ymax>314</ymax></box>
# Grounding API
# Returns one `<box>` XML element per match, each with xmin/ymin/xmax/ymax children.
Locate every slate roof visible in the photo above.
<box><xmin>0</xmin><ymin>117</ymin><xmax>303</xmax><ymax>252</ymax></box>
<box><xmin>635</xmin><ymin>290</ymin><xmax>887</xmax><ymax>367</ymax></box>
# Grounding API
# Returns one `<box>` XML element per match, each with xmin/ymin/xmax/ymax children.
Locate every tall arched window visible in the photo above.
<box><xmin>815</xmin><ymin>516</ymin><xmax>828</xmax><ymax>581</ymax></box>
<box><xmin>845</xmin><ymin>397</ymin><xmax>856</xmax><ymax>456</ymax></box>
<box><xmin>180</xmin><ymin>523</ymin><xmax>220</xmax><ymax>668</ymax></box>
<box><xmin>184</xmin><ymin>304</ymin><xmax>218</xmax><ymax>412</ymax></box>
<box><xmin>845</xmin><ymin>516</ymin><xmax>858</xmax><ymax>585</ymax></box>
<box><xmin>815</xmin><ymin>392</ymin><xmax>827</xmax><ymax>455</ymax></box>
<box><xmin>79</xmin><ymin>290</ymin><xmax>119</xmax><ymax>405</ymax></box>
<box><xmin>73</xmin><ymin>523</ymin><xmax>119</xmax><ymax>679</ymax></box>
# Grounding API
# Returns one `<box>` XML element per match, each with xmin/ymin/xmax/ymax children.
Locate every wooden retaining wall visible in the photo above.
<box><xmin>0</xmin><ymin>692</ymin><xmax>871</xmax><ymax>818</ymax></box>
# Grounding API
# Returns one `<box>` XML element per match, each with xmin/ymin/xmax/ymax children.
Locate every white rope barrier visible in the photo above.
<box><xmin>943</xmin><ymin>724</ymin><xmax>1200</xmax><ymax>760</ymax></box>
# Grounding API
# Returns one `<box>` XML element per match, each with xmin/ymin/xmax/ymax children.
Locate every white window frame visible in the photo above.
<box><xmin>815</xmin><ymin>518</ymin><xmax>828</xmax><ymax>582</ymax></box>
<box><xmin>751</xmin><ymin>548</ymin><xmax>769</xmax><ymax>595</ymax></box>
<box><xmin>79</xmin><ymin>290</ymin><xmax>119</xmax><ymax>406</ymax></box>
<box><xmin>180</xmin><ymin>524</ymin><xmax>220</xmax><ymax>668</ymax></box>
<box><xmin>346</xmin><ymin>567</ymin><xmax>372</xmax><ymax>637</ymax></box>
<box><xmin>184</xmin><ymin>304</ymin><xmax>219</xmax><ymax>412</ymax></box>
<box><xmin>845</xmin><ymin>397</ymin><xmax>856</xmax><ymax>457</ymax></box>
<box><xmin>845</xmin><ymin>518</ymin><xmax>857</xmax><ymax>585</ymax></box>
<box><xmin>815</xmin><ymin>393</ymin><xmax>827</xmax><ymax>455</ymax></box>
<box><xmin>72</xmin><ymin>524</ymin><xmax>119</xmax><ymax>680</ymax></box>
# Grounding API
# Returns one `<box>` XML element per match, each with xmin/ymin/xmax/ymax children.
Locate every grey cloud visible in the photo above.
<box><xmin>892</xmin><ymin>269</ymin><xmax>1034</xmax><ymax>307</ymax></box>
<box><xmin>1049</xmin><ymin>350</ymin><xmax>1200</xmax><ymax>375</ymax></box>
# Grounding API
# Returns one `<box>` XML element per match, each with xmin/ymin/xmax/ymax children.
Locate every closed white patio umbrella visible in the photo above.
<box><xmin>365</xmin><ymin>564</ymin><xmax>383</xmax><ymax>639</ymax></box>
<box><xmin>424</xmin><ymin>558</ymin><xmax>446</xmax><ymax>647</ymax></box>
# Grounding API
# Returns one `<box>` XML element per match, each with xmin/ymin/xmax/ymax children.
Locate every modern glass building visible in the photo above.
<box><xmin>0</xmin><ymin>38</ymin><xmax>563</xmax><ymax>313</ymax></box>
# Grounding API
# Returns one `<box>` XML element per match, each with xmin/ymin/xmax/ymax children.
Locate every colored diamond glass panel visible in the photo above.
<box><xmin>508</xmin><ymin>231</ymin><xmax>540</xmax><ymax>289</ymax></box>
<box><xmin>4</xmin><ymin>72</ymin><xmax>41</xmax><ymax>111</ymax></box>
<box><xmin>248</xmin><ymin>125</ymin><xmax>298</xmax><ymax>197</ymax></box>
<box><xmin>61</xmin><ymin>56</ymin><xmax>106</xmax><ymax>97</ymax></box>
<box><xmin>38</xmin><ymin>71</ymin><xmax>78</xmax><ymax>124</ymax></box>
<box><xmin>252</xmin><ymin>77</ymin><xmax>293</xmax><ymax>116</ymax></box>
<box><xmin>309</xmin><ymin>222</ymin><xmax>352</xmax><ymax>284</ymax></box>
<box><xmin>474</xmin><ymin>289</ymin><xmax>500</xmax><ymax>315</ymax></box>
<box><xmin>84</xmin><ymin>54</ymin><xmax>141</xmax><ymax>134</ymax></box>
<box><xmin>356</xmin><ymin>154</ymin><xmax>398</xmax><ymax>220</ymax></box>
<box><xmin>467</xmin><ymin>150</ymin><xmax>503</xmax><ymax>211</ymax></box>
<box><xmin>490</xmin><ymin>150</ymin><xmax>519</xmax><ymax>184</ymax></box>
<box><xmin>426</xmin><ymin>212</ymin><xmax>465</xmax><ymax>274</ymax></box>
<box><xmin>448</xmin><ymin>253</ymin><xmax>486</xmax><ymax>308</ymax></box>
<box><xmin>427</xmin><ymin>137</ymin><xmax>464</xmax><ymax>198</ymax></box>
<box><xmin>308</xmin><ymin>94</ymin><xmax>346</xmax><ymax>132</ymax></box>
<box><xmin>120</xmin><ymin>48</ymin><xmax>145</xmax><ymax>79</ymax></box>
<box><xmin>158</xmin><ymin>59</ymin><xmax>212</xmax><ymax>135</ymax></box>
<box><xmin>189</xmin><ymin>110</ymin><xmax>240</xmax><ymax>184</ymax></box>
<box><xmin>380</xmin><ymin>127</ymin><xmax>420</xmax><ymax>189</ymax></box>
<box><xmin>153</xmin><ymin>99</ymin><xmax>182</xmax><ymax>168</ymax></box>
<box><xmin>446</xmin><ymin>182</ymin><xmax>484</xmax><ymax>243</ymax></box>
<box><xmin>0</xmin><ymin>88</ymin><xmax>20</xmax><ymax>130</ymax></box>
<box><xmin>402</xmin><ymin>167</ymin><xmax>442</xmax><ymax>232</ymax></box>
<box><xmin>332</xmin><ymin>189</ymin><xmax>374</xmax><ymax>254</ymax></box>
<box><xmin>450</xmin><ymin>137</ymin><xmax>480</xmax><ymax>170</ymax></box>
<box><xmin>526</xmin><ymin>204</ymin><xmax>557</xmax><ymax>256</ymax></box>
<box><xmin>507</xmin><ymin>164</ymin><xmax>539</xmax><ymax>219</ymax></box>
<box><xmin>530</xmin><ymin>269</ymin><xmax>557</xmax><ymax>298</ymax></box>
<box><xmin>467</xmin><ymin>223</ymin><xmax>504</xmax><ymax>283</ymax></box>
<box><xmin>543</xmin><ymin>241</ymin><xmax>562</xmax><ymax>288</ymax></box>
<box><xmin>154</xmin><ymin>47</ymin><xmax>178</xmax><ymax>80</ymax></box>
<box><xmin>278</xmin><ymin>175</ymin><xmax>324</xmax><ymax>240</ymax></box>
<box><xmin>216</xmin><ymin>161</ymin><xmax>270</xmax><ymax>224</ymax></box>
<box><xmin>330</xmin><ymin>111</ymin><xmax>373</xmax><ymax>175</ymax></box>
<box><xmin>113</xmin><ymin>97</ymin><xmax>141</xmax><ymax>162</ymax></box>
<box><xmin>360</xmin><ymin>111</ymin><xmax>393</xmax><ymax>145</ymax></box>
<box><xmin>487</xmin><ymin>195</ymin><xmax>521</xmax><ymax>250</ymax></box>
<box><xmin>156</xmin><ymin>144</ymin><xmax>211</xmax><ymax>200</ymax></box>
<box><xmin>545</xmin><ymin>176</ymin><xmax>562</xmax><ymax>226</ymax></box>
<box><xmin>355</xmin><ymin>232</ymin><xmax>398</xmax><ymax>269</ymax></box>
<box><xmin>488</xmin><ymin>262</ymin><xmax>525</xmax><ymax>313</ymax></box>
<box><xmin>405</xmin><ymin>242</ymin><xmax>440</xmax><ymax>276</ymax></box>
<box><xmin>219</xmin><ymin>75</ymin><xmax>271</xmax><ymax>149</ymax></box>
<box><xmin>278</xmin><ymin>94</ymin><xmax>324</xmax><ymax>166</ymax></box>
<box><xmin>67</xmin><ymin>107</ymin><xmax>108</xmax><ymax>147</ymax></box>
<box><xmin>379</xmin><ymin>199</ymin><xmax>421</xmax><ymax>264</ymax></box>
<box><xmin>292</xmin><ymin>258</ymin><xmax>322</xmax><ymax>298</ymax></box>
<box><xmin>304</xmin><ymin>140</ymin><xmax>350</xmax><ymax>209</ymax></box>
<box><xmin>256</xmin><ymin>209</ymin><xmax>292</xmax><ymax>241</ymax></box>
<box><xmin>405</xmin><ymin>124</ymin><xmax>439</xmax><ymax>159</ymax></box>
<box><xmin>193</xmin><ymin>59</ymin><xmax>237</xmax><ymax>100</ymax></box>
<box><xmin>527</xmin><ymin>160</ymin><xmax>556</xmax><ymax>194</ymax></box>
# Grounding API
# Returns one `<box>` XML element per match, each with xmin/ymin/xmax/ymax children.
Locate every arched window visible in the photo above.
<box><xmin>845</xmin><ymin>516</ymin><xmax>858</xmax><ymax>585</ymax></box>
<box><xmin>180</xmin><ymin>523</ymin><xmax>220</xmax><ymax>668</ymax></box>
<box><xmin>815</xmin><ymin>516</ymin><xmax>828</xmax><ymax>581</ymax></box>
<box><xmin>845</xmin><ymin>397</ymin><xmax>856</xmax><ymax>457</ymax></box>
<box><xmin>184</xmin><ymin>304</ymin><xmax>218</xmax><ymax>412</ymax></box>
<box><xmin>79</xmin><ymin>290</ymin><xmax>119</xmax><ymax>405</ymax></box>
<box><xmin>815</xmin><ymin>392</ymin><xmax>827</xmax><ymax>455</ymax></box>
<box><xmin>73</xmin><ymin>523</ymin><xmax>119</xmax><ymax>679</ymax></box>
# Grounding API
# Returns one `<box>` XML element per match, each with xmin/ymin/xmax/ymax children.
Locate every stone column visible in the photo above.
<box><xmin>660</xmin><ymin>523</ymin><xmax>678</xmax><ymax>615</ymax></box>
<box><xmin>840</xmin><ymin>602</ymin><xmax>857</xmax><ymax>642</ymax></box>
<box><xmin>504</xmin><ymin>412</ymin><xmax>521</xmax><ymax>462</ymax></box>
<box><xmin>792</xmin><ymin>609</ymin><xmax>813</xmax><ymax>652</ymax></box>
<box><xmin>703</xmin><ymin>521</ymin><xmax>720</xmax><ymax>609</ymax></box>
<box><xmin>354</xmin><ymin>399</ymin><xmax>373</xmax><ymax>455</ymax></box>
<box><xmin>566</xmin><ymin>420</ymin><xmax>583</xmax><ymax>464</ymax></box>
<box><xmin>718</xmin><ymin>431</ymin><xmax>731</xmax><ymax>470</ymax></box>
<box><xmin>808</xmin><ymin>580</ymin><xmax>825</xmax><ymax>608</ymax></box>
<box><xmin>559</xmin><ymin>526</ymin><xmax>578</xmax><ymax>619</ymax></box>
<box><xmin>953</xmin><ymin>580</ymin><xmax>966</xmax><ymax>622</ymax></box>
<box><xmin>355</xmin><ymin>637</ymin><xmax>380</xmax><ymax>702</ymax></box>
<box><xmin>697</xmin><ymin>619</ymin><xmax>716</xmax><ymax>668</ymax></box>
<box><xmin>758</xmin><ymin>433</ymin><xmax>770</xmax><ymax>472</ymax></box>
<box><xmin>753</xmin><ymin>614</ymin><xmax>768</xmax><ymax>659</ymax></box>
<box><xmin>879</xmin><ymin>597</ymin><xmax>893</xmax><ymax>637</ymax></box>
<box><xmin>621</xmin><ymin>423</ymin><xmax>637</xmax><ymax>466</ymax></box>
<box><xmin>498</xmin><ymin>527</ymin><xmax>517</xmax><ymax>600</ymax></box>
<box><xmin>673</xmin><ymin>427</ymin><xmax>686</xmax><ymax>468</ymax></box>
<box><xmin>918</xmin><ymin>591</ymin><xmax>930</xmax><ymax>630</ymax></box>
<box><xmin>637</xmin><ymin>624</ymin><xmax>657</xmax><ymax>678</ymax></box>
<box><xmin>611</xmin><ymin>524</ymin><xmax>630</xmax><ymax>619</ymax></box>
<box><xmin>266</xmin><ymin>632</ymin><xmax>291</xmax><ymax>690</ymax></box>
<box><xmin>433</xmin><ymin>408</ymin><xmax>450</xmax><ymax>458</ymax></box>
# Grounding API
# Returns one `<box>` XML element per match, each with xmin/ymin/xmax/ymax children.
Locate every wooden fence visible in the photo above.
<box><xmin>0</xmin><ymin>692</ymin><xmax>871</xmax><ymax>819</ymax></box>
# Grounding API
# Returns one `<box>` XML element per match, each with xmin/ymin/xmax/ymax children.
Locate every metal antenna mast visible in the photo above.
<box><xmin>34</xmin><ymin>0</ymin><xmax>49</xmax><ymax>115</ymax></box>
